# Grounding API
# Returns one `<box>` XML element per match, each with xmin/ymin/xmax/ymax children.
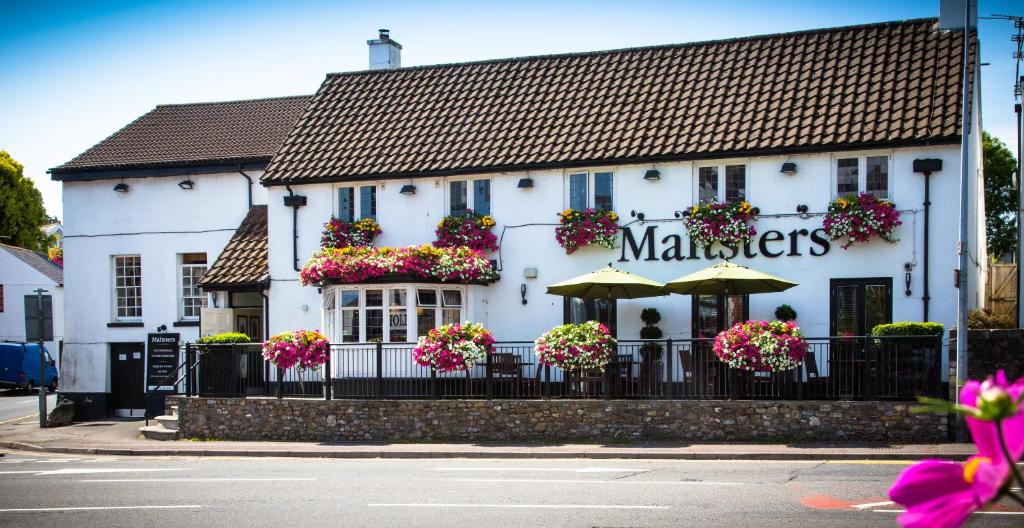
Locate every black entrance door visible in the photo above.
<box><xmin>110</xmin><ymin>343</ymin><xmax>145</xmax><ymax>416</ymax></box>
<box><xmin>828</xmin><ymin>278</ymin><xmax>893</xmax><ymax>397</ymax></box>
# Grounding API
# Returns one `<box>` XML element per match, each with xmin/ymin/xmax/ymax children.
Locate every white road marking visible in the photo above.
<box><xmin>853</xmin><ymin>501</ymin><xmax>895</xmax><ymax>509</ymax></box>
<box><xmin>0</xmin><ymin>505</ymin><xmax>202</xmax><ymax>513</ymax></box>
<box><xmin>37</xmin><ymin>459</ymin><xmax>79</xmax><ymax>463</ymax></box>
<box><xmin>0</xmin><ymin>459</ymin><xmax>35</xmax><ymax>464</ymax></box>
<box><xmin>37</xmin><ymin>468</ymin><xmax>185</xmax><ymax>476</ymax></box>
<box><xmin>17</xmin><ymin>400</ymin><xmax>36</xmax><ymax>405</ymax></box>
<box><xmin>369</xmin><ymin>503</ymin><xmax>669</xmax><ymax>510</ymax></box>
<box><xmin>0</xmin><ymin>471</ymin><xmax>42</xmax><ymax>475</ymax></box>
<box><xmin>872</xmin><ymin>510</ymin><xmax>1024</xmax><ymax>515</ymax></box>
<box><xmin>433</xmin><ymin>467</ymin><xmax>646</xmax><ymax>473</ymax></box>
<box><xmin>0</xmin><ymin>414</ymin><xmax>37</xmax><ymax>426</ymax></box>
<box><xmin>449</xmin><ymin>478</ymin><xmax>742</xmax><ymax>485</ymax></box>
<box><xmin>81</xmin><ymin>478</ymin><xmax>316</xmax><ymax>483</ymax></box>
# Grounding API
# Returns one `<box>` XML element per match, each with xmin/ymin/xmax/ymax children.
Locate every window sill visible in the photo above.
<box><xmin>107</xmin><ymin>322</ymin><xmax>144</xmax><ymax>328</ymax></box>
<box><xmin>172</xmin><ymin>320</ymin><xmax>200</xmax><ymax>327</ymax></box>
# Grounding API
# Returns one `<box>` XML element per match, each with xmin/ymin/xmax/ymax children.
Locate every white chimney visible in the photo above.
<box><xmin>939</xmin><ymin>0</ymin><xmax>977</xmax><ymax>30</ymax></box>
<box><xmin>367</xmin><ymin>29</ymin><xmax>402</xmax><ymax>70</ymax></box>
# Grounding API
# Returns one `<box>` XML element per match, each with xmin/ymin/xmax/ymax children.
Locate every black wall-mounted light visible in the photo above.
<box><xmin>630</xmin><ymin>210</ymin><xmax>646</xmax><ymax>221</ymax></box>
<box><xmin>517</xmin><ymin>178</ymin><xmax>534</xmax><ymax>189</ymax></box>
<box><xmin>399</xmin><ymin>184</ymin><xmax>416</xmax><ymax>195</ymax></box>
<box><xmin>113</xmin><ymin>183</ymin><xmax>129</xmax><ymax>193</ymax></box>
<box><xmin>178</xmin><ymin>179</ymin><xmax>195</xmax><ymax>190</ymax></box>
<box><xmin>904</xmin><ymin>262</ymin><xmax>913</xmax><ymax>296</ymax></box>
<box><xmin>643</xmin><ymin>169</ymin><xmax>661</xmax><ymax>181</ymax></box>
<box><xmin>520</xmin><ymin>283</ymin><xmax>528</xmax><ymax>305</ymax></box>
<box><xmin>780</xmin><ymin>162</ymin><xmax>797</xmax><ymax>174</ymax></box>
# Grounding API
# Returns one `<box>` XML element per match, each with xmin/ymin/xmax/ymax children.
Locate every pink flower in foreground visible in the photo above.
<box><xmin>889</xmin><ymin>371</ymin><xmax>1024</xmax><ymax>528</ymax></box>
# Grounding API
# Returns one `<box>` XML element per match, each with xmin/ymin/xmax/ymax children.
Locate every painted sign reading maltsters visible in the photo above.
<box><xmin>618</xmin><ymin>224</ymin><xmax>831</xmax><ymax>263</ymax></box>
<box><xmin>146</xmin><ymin>333</ymin><xmax>180</xmax><ymax>391</ymax></box>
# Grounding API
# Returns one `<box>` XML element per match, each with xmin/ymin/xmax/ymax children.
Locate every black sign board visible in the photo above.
<box><xmin>24</xmin><ymin>294</ymin><xmax>53</xmax><ymax>342</ymax></box>
<box><xmin>146</xmin><ymin>333</ymin><xmax>180</xmax><ymax>391</ymax></box>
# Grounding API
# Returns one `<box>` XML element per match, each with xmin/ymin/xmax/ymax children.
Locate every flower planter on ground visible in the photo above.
<box><xmin>434</xmin><ymin>210</ymin><xmax>498</xmax><ymax>252</ymax></box>
<box><xmin>554</xmin><ymin>208</ymin><xmax>620</xmax><ymax>254</ymax></box>
<box><xmin>822</xmin><ymin>193</ymin><xmax>901</xmax><ymax>249</ymax></box>
<box><xmin>300</xmin><ymin>245</ymin><xmax>499</xmax><ymax>286</ymax></box>
<box><xmin>684</xmin><ymin>200</ymin><xmax>757</xmax><ymax>248</ymax></box>
<box><xmin>320</xmin><ymin>217</ymin><xmax>381</xmax><ymax>249</ymax></box>
<box><xmin>713</xmin><ymin>320</ymin><xmax>807</xmax><ymax>372</ymax></box>
<box><xmin>413</xmin><ymin>322</ymin><xmax>495</xmax><ymax>373</ymax></box>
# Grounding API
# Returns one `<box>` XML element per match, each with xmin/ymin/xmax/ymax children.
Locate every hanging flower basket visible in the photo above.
<box><xmin>434</xmin><ymin>210</ymin><xmax>498</xmax><ymax>252</ymax></box>
<box><xmin>413</xmin><ymin>322</ymin><xmax>496</xmax><ymax>373</ymax></box>
<box><xmin>300</xmin><ymin>245</ymin><xmax>499</xmax><ymax>287</ymax></box>
<box><xmin>555</xmin><ymin>208</ymin><xmax>620</xmax><ymax>254</ymax></box>
<box><xmin>262</xmin><ymin>330</ymin><xmax>330</xmax><ymax>370</ymax></box>
<box><xmin>713</xmin><ymin>320</ymin><xmax>807</xmax><ymax>372</ymax></box>
<box><xmin>684</xmin><ymin>201</ymin><xmax>758</xmax><ymax>248</ymax></box>
<box><xmin>47</xmin><ymin>246</ymin><xmax>63</xmax><ymax>267</ymax></box>
<box><xmin>320</xmin><ymin>217</ymin><xmax>382</xmax><ymax>249</ymax></box>
<box><xmin>534</xmin><ymin>321</ymin><xmax>617</xmax><ymax>373</ymax></box>
<box><xmin>822</xmin><ymin>193</ymin><xmax>901</xmax><ymax>249</ymax></box>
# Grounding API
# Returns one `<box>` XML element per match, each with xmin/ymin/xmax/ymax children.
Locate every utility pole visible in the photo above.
<box><xmin>955</xmin><ymin>0</ymin><xmax>974</xmax><ymax>442</ymax></box>
<box><xmin>34</xmin><ymin>288</ymin><xmax>47</xmax><ymax>429</ymax></box>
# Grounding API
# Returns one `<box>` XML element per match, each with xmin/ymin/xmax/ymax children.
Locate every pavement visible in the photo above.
<box><xmin>0</xmin><ymin>452</ymin><xmax>1021</xmax><ymax>527</ymax></box>
<box><xmin>0</xmin><ymin>411</ymin><xmax>978</xmax><ymax>460</ymax></box>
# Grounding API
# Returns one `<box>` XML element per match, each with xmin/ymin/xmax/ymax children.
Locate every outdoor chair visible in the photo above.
<box><xmin>803</xmin><ymin>351</ymin><xmax>827</xmax><ymax>398</ymax></box>
<box><xmin>491</xmin><ymin>352</ymin><xmax>525</xmax><ymax>396</ymax></box>
<box><xmin>615</xmin><ymin>354</ymin><xmax>634</xmax><ymax>396</ymax></box>
<box><xmin>678</xmin><ymin>348</ymin><xmax>718</xmax><ymax>398</ymax></box>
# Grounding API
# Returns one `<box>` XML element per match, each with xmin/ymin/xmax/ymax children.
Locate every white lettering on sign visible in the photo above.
<box><xmin>118</xmin><ymin>354</ymin><xmax>127</xmax><ymax>361</ymax></box>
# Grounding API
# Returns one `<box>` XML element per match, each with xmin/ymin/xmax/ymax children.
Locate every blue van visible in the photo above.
<box><xmin>0</xmin><ymin>343</ymin><xmax>58</xmax><ymax>392</ymax></box>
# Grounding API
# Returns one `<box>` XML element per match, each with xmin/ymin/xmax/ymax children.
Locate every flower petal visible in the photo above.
<box><xmin>889</xmin><ymin>460</ymin><xmax>971</xmax><ymax>508</ymax></box>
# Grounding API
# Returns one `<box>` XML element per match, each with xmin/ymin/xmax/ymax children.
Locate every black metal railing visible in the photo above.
<box><xmin>172</xmin><ymin>336</ymin><xmax>945</xmax><ymax>402</ymax></box>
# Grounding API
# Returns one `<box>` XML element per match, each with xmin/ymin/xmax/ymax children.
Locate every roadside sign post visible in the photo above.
<box><xmin>24</xmin><ymin>289</ymin><xmax>53</xmax><ymax>428</ymax></box>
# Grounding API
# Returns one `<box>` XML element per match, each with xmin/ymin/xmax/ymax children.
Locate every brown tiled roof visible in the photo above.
<box><xmin>263</xmin><ymin>18</ymin><xmax>972</xmax><ymax>185</ymax></box>
<box><xmin>51</xmin><ymin>96</ymin><xmax>311</xmax><ymax>176</ymax></box>
<box><xmin>1</xmin><ymin>244</ymin><xmax>63</xmax><ymax>285</ymax></box>
<box><xmin>198</xmin><ymin>205</ymin><xmax>268</xmax><ymax>290</ymax></box>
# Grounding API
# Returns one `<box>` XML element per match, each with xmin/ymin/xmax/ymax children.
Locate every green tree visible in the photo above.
<box><xmin>984</xmin><ymin>132</ymin><xmax>1019</xmax><ymax>259</ymax></box>
<box><xmin>0</xmin><ymin>151</ymin><xmax>49</xmax><ymax>251</ymax></box>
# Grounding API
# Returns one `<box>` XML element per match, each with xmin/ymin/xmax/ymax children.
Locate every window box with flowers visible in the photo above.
<box><xmin>554</xmin><ymin>208</ymin><xmax>620</xmax><ymax>254</ymax></box>
<box><xmin>300</xmin><ymin>245</ymin><xmax>499</xmax><ymax>287</ymax></box>
<box><xmin>684</xmin><ymin>200</ymin><xmax>758</xmax><ymax>248</ymax></box>
<box><xmin>320</xmin><ymin>217</ymin><xmax>382</xmax><ymax>249</ymax></box>
<box><xmin>434</xmin><ymin>210</ymin><xmax>498</xmax><ymax>252</ymax></box>
<box><xmin>822</xmin><ymin>193</ymin><xmax>901</xmax><ymax>249</ymax></box>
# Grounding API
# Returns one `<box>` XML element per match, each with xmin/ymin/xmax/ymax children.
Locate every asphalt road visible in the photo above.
<box><xmin>0</xmin><ymin>452</ymin><xmax>1021</xmax><ymax>527</ymax></box>
<box><xmin>0</xmin><ymin>390</ymin><xmax>56</xmax><ymax>423</ymax></box>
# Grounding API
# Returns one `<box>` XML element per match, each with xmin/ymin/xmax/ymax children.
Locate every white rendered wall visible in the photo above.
<box><xmin>60</xmin><ymin>170</ymin><xmax>261</xmax><ymax>394</ymax></box>
<box><xmin>266</xmin><ymin>145</ymin><xmax>978</xmax><ymax>353</ymax></box>
<box><xmin>0</xmin><ymin>250</ymin><xmax>63</xmax><ymax>361</ymax></box>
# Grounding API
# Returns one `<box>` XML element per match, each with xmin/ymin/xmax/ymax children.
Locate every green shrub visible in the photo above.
<box><xmin>774</xmin><ymin>304</ymin><xmax>797</xmax><ymax>321</ymax></box>
<box><xmin>640</xmin><ymin>307</ymin><xmax>663</xmax><ymax>340</ymax></box>
<box><xmin>197</xmin><ymin>332</ymin><xmax>252</xmax><ymax>344</ymax></box>
<box><xmin>871</xmin><ymin>322</ymin><xmax>944</xmax><ymax>337</ymax></box>
<box><xmin>968</xmin><ymin>309</ymin><xmax>1015</xmax><ymax>329</ymax></box>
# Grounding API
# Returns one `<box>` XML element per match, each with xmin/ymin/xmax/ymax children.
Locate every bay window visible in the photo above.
<box><xmin>325</xmin><ymin>285</ymin><xmax>469</xmax><ymax>343</ymax></box>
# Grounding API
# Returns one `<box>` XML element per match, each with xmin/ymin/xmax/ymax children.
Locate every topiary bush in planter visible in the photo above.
<box><xmin>774</xmin><ymin>304</ymin><xmax>797</xmax><ymax>322</ymax></box>
<box><xmin>197</xmin><ymin>332</ymin><xmax>251</xmax><ymax>345</ymax></box>
<box><xmin>639</xmin><ymin>308</ymin><xmax>663</xmax><ymax>340</ymax></box>
<box><xmin>196</xmin><ymin>333</ymin><xmax>254</xmax><ymax>397</ymax></box>
<box><xmin>871</xmin><ymin>322</ymin><xmax>944</xmax><ymax>337</ymax></box>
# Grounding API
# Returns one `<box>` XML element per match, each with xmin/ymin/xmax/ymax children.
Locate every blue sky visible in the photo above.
<box><xmin>1</xmin><ymin>0</ymin><xmax>1021</xmax><ymax>218</ymax></box>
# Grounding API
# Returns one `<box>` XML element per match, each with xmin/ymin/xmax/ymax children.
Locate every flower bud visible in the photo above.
<box><xmin>976</xmin><ymin>381</ymin><xmax>1017</xmax><ymax>420</ymax></box>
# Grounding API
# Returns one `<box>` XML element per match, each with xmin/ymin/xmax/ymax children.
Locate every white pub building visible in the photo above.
<box><xmin>52</xmin><ymin>3</ymin><xmax>986</xmax><ymax>418</ymax></box>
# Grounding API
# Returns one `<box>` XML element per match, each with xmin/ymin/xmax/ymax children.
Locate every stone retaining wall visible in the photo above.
<box><xmin>170</xmin><ymin>397</ymin><xmax>947</xmax><ymax>443</ymax></box>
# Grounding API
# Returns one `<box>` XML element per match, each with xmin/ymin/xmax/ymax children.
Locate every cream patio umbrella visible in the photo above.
<box><xmin>546</xmin><ymin>264</ymin><xmax>667</xmax><ymax>300</ymax></box>
<box><xmin>662</xmin><ymin>261</ymin><xmax>797</xmax><ymax>295</ymax></box>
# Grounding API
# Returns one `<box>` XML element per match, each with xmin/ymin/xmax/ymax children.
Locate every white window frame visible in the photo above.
<box><xmin>324</xmin><ymin>284</ymin><xmax>469</xmax><ymax>343</ymax></box>
<box><xmin>111</xmin><ymin>254</ymin><xmax>142</xmax><ymax>322</ymax></box>
<box><xmin>445</xmin><ymin>178</ymin><xmax>491</xmax><ymax>216</ymax></box>
<box><xmin>335</xmin><ymin>183</ymin><xmax>378</xmax><ymax>221</ymax></box>
<box><xmin>830</xmin><ymin>152</ymin><xmax>894</xmax><ymax>200</ymax></box>
<box><xmin>692</xmin><ymin>160</ymin><xmax>749</xmax><ymax>204</ymax></box>
<box><xmin>564</xmin><ymin>170</ymin><xmax>615</xmax><ymax>211</ymax></box>
<box><xmin>178</xmin><ymin>253</ymin><xmax>208</xmax><ymax>321</ymax></box>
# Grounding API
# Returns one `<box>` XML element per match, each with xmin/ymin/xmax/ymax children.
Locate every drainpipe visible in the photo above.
<box><xmin>914</xmin><ymin>159</ymin><xmax>942</xmax><ymax>322</ymax></box>
<box><xmin>283</xmin><ymin>186</ymin><xmax>306</xmax><ymax>273</ymax></box>
<box><xmin>260</xmin><ymin>291</ymin><xmax>270</xmax><ymax>341</ymax></box>
<box><xmin>238</xmin><ymin>169</ymin><xmax>253</xmax><ymax>210</ymax></box>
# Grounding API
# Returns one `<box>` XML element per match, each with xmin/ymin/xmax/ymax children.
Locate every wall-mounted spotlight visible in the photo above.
<box><xmin>520</xmin><ymin>283</ymin><xmax>528</xmax><ymax>305</ymax></box>
<box><xmin>643</xmin><ymin>169</ymin><xmax>661</xmax><ymax>181</ymax></box>
<box><xmin>796</xmin><ymin>204</ymin><xmax>809</xmax><ymax>219</ymax></box>
<box><xmin>399</xmin><ymin>184</ymin><xmax>416</xmax><ymax>195</ymax></box>
<box><xmin>113</xmin><ymin>183</ymin><xmax>129</xmax><ymax>193</ymax></box>
<box><xmin>751</xmin><ymin>207</ymin><xmax>761</xmax><ymax>216</ymax></box>
<box><xmin>780</xmin><ymin>162</ymin><xmax>797</xmax><ymax>175</ymax></box>
<box><xmin>157</xmin><ymin>324</ymin><xmax>167</xmax><ymax>332</ymax></box>
<box><xmin>630</xmin><ymin>210</ymin><xmax>646</xmax><ymax>221</ymax></box>
<box><xmin>517</xmin><ymin>177</ymin><xmax>534</xmax><ymax>189</ymax></box>
<box><xmin>673</xmin><ymin>210</ymin><xmax>686</xmax><ymax>219</ymax></box>
<box><xmin>178</xmin><ymin>179</ymin><xmax>195</xmax><ymax>190</ymax></box>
